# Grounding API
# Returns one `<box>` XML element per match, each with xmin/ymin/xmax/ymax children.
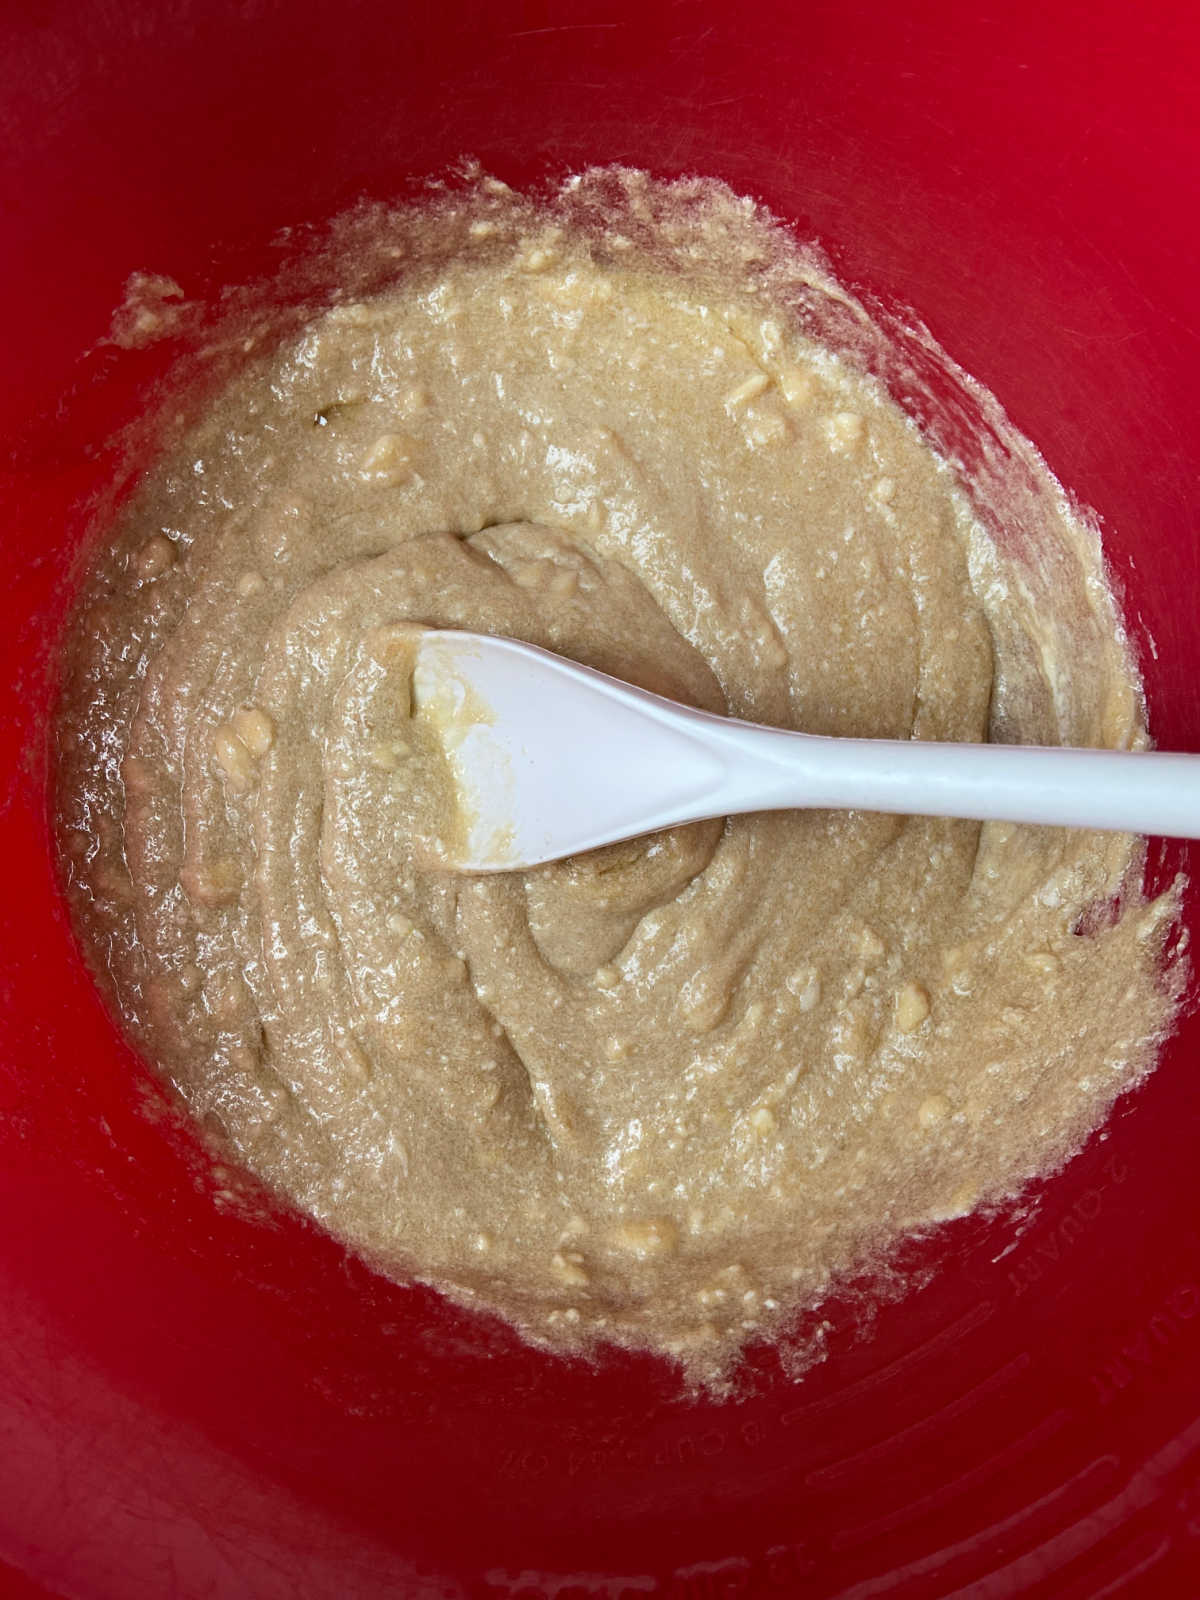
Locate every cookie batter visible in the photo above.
<box><xmin>56</xmin><ymin>170</ymin><xmax>1184</xmax><ymax>1380</ymax></box>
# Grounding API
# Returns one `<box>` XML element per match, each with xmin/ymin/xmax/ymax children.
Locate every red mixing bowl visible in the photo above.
<box><xmin>3</xmin><ymin>3</ymin><xmax>1200</xmax><ymax>1595</ymax></box>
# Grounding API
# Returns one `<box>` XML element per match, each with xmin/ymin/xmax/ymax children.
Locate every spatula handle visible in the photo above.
<box><xmin>708</xmin><ymin>722</ymin><xmax>1200</xmax><ymax>838</ymax></box>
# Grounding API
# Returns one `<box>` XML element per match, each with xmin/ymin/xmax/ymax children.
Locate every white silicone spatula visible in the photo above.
<box><xmin>411</xmin><ymin>629</ymin><xmax>1200</xmax><ymax>872</ymax></box>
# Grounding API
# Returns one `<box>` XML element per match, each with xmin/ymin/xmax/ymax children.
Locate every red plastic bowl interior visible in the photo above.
<box><xmin>3</xmin><ymin>4</ymin><xmax>1200</xmax><ymax>1596</ymax></box>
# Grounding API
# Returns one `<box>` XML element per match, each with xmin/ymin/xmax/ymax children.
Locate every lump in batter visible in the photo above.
<box><xmin>56</xmin><ymin>168</ymin><xmax>1185</xmax><ymax>1384</ymax></box>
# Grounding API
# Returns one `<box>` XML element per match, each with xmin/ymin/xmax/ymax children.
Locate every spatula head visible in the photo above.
<box><xmin>412</xmin><ymin>631</ymin><xmax>727</xmax><ymax>870</ymax></box>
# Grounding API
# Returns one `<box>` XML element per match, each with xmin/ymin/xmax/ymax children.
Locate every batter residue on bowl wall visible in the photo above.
<box><xmin>56</xmin><ymin>168</ymin><xmax>1185</xmax><ymax>1384</ymax></box>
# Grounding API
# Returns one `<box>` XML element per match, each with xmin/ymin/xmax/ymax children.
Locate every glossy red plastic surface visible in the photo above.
<box><xmin>3</xmin><ymin>3</ymin><xmax>1200</xmax><ymax>1595</ymax></box>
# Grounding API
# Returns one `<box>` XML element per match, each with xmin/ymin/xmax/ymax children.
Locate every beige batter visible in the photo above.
<box><xmin>57</xmin><ymin>170</ymin><xmax>1184</xmax><ymax>1381</ymax></box>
